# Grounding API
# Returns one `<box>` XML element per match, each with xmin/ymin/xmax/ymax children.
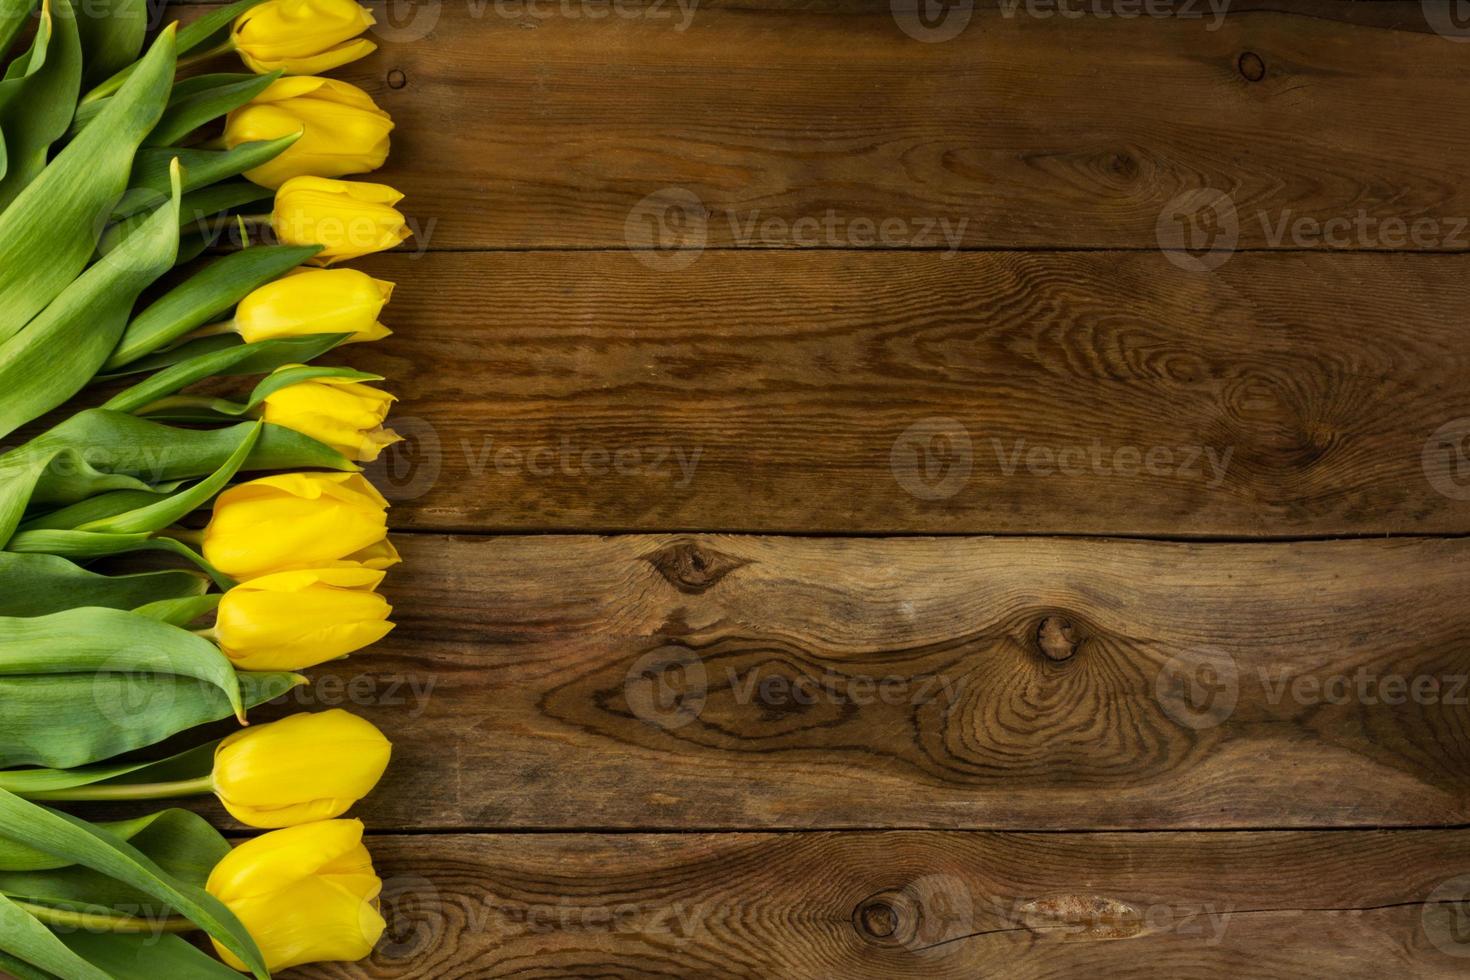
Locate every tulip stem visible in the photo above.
<box><xmin>80</xmin><ymin>38</ymin><xmax>239</xmax><ymax>105</ymax></box>
<box><xmin>22</xmin><ymin>775</ymin><xmax>216</xmax><ymax>802</ymax></box>
<box><xmin>8</xmin><ymin>899</ymin><xmax>197</xmax><ymax>935</ymax></box>
<box><xmin>155</xmin><ymin>526</ymin><xmax>204</xmax><ymax>546</ymax></box>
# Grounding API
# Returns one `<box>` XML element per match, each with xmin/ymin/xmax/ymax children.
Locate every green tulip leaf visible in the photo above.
<box><xmin>17</xmin><ymin>490</ymin><xmax>175</xmax><ymax>533</ymax></box>
<box><xmin>0</xmin><ymin>741</ymin><xmax>217</xmax><ymax>800</ymax></box>
<box><xmin>0</xmin><ymin>24</ymin><xmax>173</xmax><ymax>343</ymax></box>
<box><xmin>0</xmin><ymin>0</ymin><xmax>83</xmax><ymax>210</ymax></box>
<box><xmin>115</xmin><ymin>133</ymin><xmax>300</xmax><ymax>220</ymax></box>
<box><xmin>0</xmin><ymin>946</ymin><xmax>53</xmax><ymax>980</ymax></box>
<box><xmin>0</xmin><ymin>812</ymin><xmax>166</xmax><ymax>872</ymax></box>
<box><xmin>74</xmin><ymin>0</ymin><xmax>144</xmax><ymax>86</ymax></box>
<box><xmin>0</xmin><ymin>606</ymin><xmax>244</xmax><ymax>724</ymax></box>
<box><xmin>59</xmin><ymin>932</ymin><xmax>244</xmax><ymax>979</ymax></box>
<box><xmin>77</xmin><ymin>420</ymin><xmax>259</xmax><ymax>535</ymax></box>
<box><xmin>3</xmin><ymin>532</ymin><xmax>232</xmax><ymax>590</ymax></box>
<box><xmin>0</xmin><ymin>553</ymin><xmax>204</xmax><ymax>616</ymax></box>
<box><xmin>132</xmin><ymin>593</ymin><xmax>223</xmax><ymax>628</ymax></box>
<box><xmin>140</xmin><ymin>364</ymin><xmax>382</xmax><ymax>422</ymax></box>
<box><xmin>105</xmin><ymin>244</ymin><xmax>320</xmax><ymax>369</ymax></box>
<box><xmin>0</xmin><ymin>0</ymin><xmax>38</xmax><ymax>58</ymax></box>
<box><xmin>0</xmin><ymin>670</ymin><xmax>301</xmax><ymax>769</ymax></box>
<box><xmin>0</xmin><ymin>892</ymin><xmax>109</xmax><ymax>980</ymax></box>
<box><xmin>146</xmin><ymin>71</ymin><xmax>279</xmax><ymax>148</ymax></box>
<box><xmin>0</xmin><ymin>159</ymin><xmax>182</xmax><ymax>440</ymax></box>
<box><xmin>99</xmin><ymin>176</ymin><xmax>266</xmax><ymax>259</ymax></box>
<box><xmin>103</xmin><ymin>333</ymin><xmax>348</xmax><ymax>412</ymax></box>
<box><xmin>0</xmin><ymin>790</ymin><xmax>270</xmax><ymax>979</ymax></box>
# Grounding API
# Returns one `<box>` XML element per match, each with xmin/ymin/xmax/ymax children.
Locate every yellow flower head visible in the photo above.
<box><xmin>262</xmin><ymin>367</ymin><xmax>400</xmax><ymax>462</ymax></box>
<box><xmin>207</xmin><ymin>819</ymin><xmax>385</xmax><ymax>972</ymax></box>
<box><xmin>213</xmin><ymin>710</ymin><xmax>392</xmax><ymax>828</ymax></box>
<box><xmin>272</xmin><ymin>176</ymin><xmax>411</xmax><ymax>265</ymax></box>
<box><xmin>225</xmin><ymin>77</ymin><xmax>393</xmax><ymax>189</ymax></box>
<box><xmin>233</xmin><ymin>0</ymin><xmax>377</xmax><ymax>76</ymax></box>
<box><xmin>235</xmin><ymin>267</ymin><xmax>394</xmax><ymax>345</ymax></box>
<box><xmin>215</xmin><ymin>565</ymin><xmax>394</xmax><ymax>670</ymax></box>
<box><xmin>202</xmin><ymin>472</ymin><xmax>398</xmax><ymax>581</ymax></box>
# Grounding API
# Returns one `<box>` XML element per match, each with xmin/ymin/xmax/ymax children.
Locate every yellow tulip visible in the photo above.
<box><xmin>215</xmin><ymin>566</ymin><xmax>394</xmax><ymax>670</ymax></box>
<box><xmin>272</xmin><ymin>176</ymin><xmax>411</xmax><ymax>265</ymax></box>
<box><xmin>234</xmin><ymin>268</ymin><xmax>394</xmax><ymax>345</ymax></box>
<box><xmin>212</xmin><ymin>710</ymin><xmax>392</xmax><ymax>828</ymax></box>
<box><xmin>261</xmin><ymin>368</ymin><xmax>401</xmax><ymax>462</ymax></box>
<box><xmin>202</xmin><ymin>472</ymin><xmax>398</xmax><ymax>581</ymax></box>
<box><xmin>232</xmin><ymin>0</ymin><xmax>377</xmax><ymax>76</ymax></box>
<box><xmin>225</xmin><ymin>77</ymin><xmax>393</xmax><ymax>189</ymax></box>
<box><xmin>207</xmin><ymin>819</ymin><xmax>384</xmax><ymax>972</ymax></box>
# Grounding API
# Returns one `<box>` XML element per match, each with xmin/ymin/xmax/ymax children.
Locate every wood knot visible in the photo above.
<box><xmin>645</xmin><ymin>540</ymin><xmax>747</xmax><ymax>595</ymax></box>
<box><xmin>387</xmin><ymin>68</ymin><xmax>408</xmax><ymax>89</ymax></box>
<box><xmin>853</xmin><ymin>891</ymin><xmax>910</xmax><ymax>946</ymax></box>
<box><xmin>1037</xmin><ymin>615</ymin><xmax>1080</xmax><ymax>662</ymax></box>
<box><xmin>1238</xmin><ymin>51</ymin><xmax>1266</xmax><ymax>82</ymax></box>
<box><xmin>856</xmin><ymin>899</ymin><xmax>898</xmax><ymax>939</ymax></box>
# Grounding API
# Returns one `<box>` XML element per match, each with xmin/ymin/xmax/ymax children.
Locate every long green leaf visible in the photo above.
<box><xmin>0</xmin><ymin>790</ymin><xmax>270</xmax><ymax>979</ymax></box>
<box><xmin>0</xmin><ymin>946</ymin><xmax>53</xmax><ymax>980</ymax></box>
<box><xmin>74</xmin><ymin>0</ymin><xmax>144</xmax><ymax>85</ymax></box>
<box><xmin>140</xmin><ymin>365</ymin><xmax>380</xmax><ymax>422</ymax></box>
<box><xmin>114</xmin><ymin>134</ymin><xmax>300</xmax><ymax>220</ymax></box>
<box><xmin>105</xmin><ymin>244</ymin><xmax>320</xmax><ymax>368</ymax></box>
<box><xmin>0</xmin><ymin>0</ymin><xmax>82</xmax><ymax>210</ymax></box>
<box><xmin>78</xmin><ymin>0</ymin><xmax>265</xmax><ymax>104</ymax></box>
<box><xmin>0</xmin><ymin>159</ymin><xmax>181</xmax><ymax>440</ymax></box>
<box><xmin>0</xmin><ymin>23</ymin><xmax>173</xmax><ymax>343</ymax></box>
<box><xmin>0</xmin><ymin>553</ymin><xmax>204</xmax><ymax>616</ymax></box>
<box><xmin>0</xmin><ymin>813</ymin><xmax>165</xmax><ymax>872</ymax></box>
<box><xmin>60</xmin><ymin>933</ymin><xmax>244</xmax><ymax>980</ymax></box>
<box><xmin>0</xmin><ymin>670</ymin><xmax>302</xmax><ymax>768</ymax></box>
<box><xmin>103</xmin><ymin>334</ymin><xmax>347</xmax><ymax>412</ymax></box>
<box><xmin>146</xmin><ymin>71</ymin><xmax>278</xmax><ymax>147</ymax></box>
<box><xmin>0</xmin><ymin>892</ymin><xmax>109</xmax><ymax>980</ymax></box>
<box><xmin>0</xmin><ymin>742</ymin><xmax>216</xmax><ymax>799</ymax></box>
<box><xmin>0</xmin><ymin>607</ymin><xmax>243</xmax><ymax>723</ymax></box>
<box><xmin>100</xmin><ymin>179</ymin><xmax>271</xmax><ymax>257</ymax></box>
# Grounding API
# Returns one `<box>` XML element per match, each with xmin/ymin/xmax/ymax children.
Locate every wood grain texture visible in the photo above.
<box><xmin>290</xmin><ymin>1</ymin><xmax>1470</xmax><ymax>251</ymax></box>
<box><xmin>291</xmin><ymin>829</ymin><xmax>1470</xmax><ymax>978</ymax></box>
<box><xmin>150</xmin><ymin>532</ymin><xmax>1470</xmax><ymax>832</ymax></box>
<box><xmin>344</xmin><ymin>249</ymin><xmax>1470</xmax><ymax>535</ymax></box>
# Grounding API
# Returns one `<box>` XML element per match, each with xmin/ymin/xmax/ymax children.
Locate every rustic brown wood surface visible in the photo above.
<box><xmin>145</xmin><ymin>1</ymin><xmax>1470</xmax><ymax>977</ymax></box>
<box><xmin>294</xmin><ymin>830</ymin><xmax>1470</xmax><ymax>978</ymax></box>
<box><xmin>347</xmin><ymin>249</ymin><xmax>1470</xmax><ymax>534</ymax></box>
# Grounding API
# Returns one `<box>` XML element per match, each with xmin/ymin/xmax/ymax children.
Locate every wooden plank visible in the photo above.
<box><xmin>346</xmin><ymin>250</ymin><xmax>1470</xmax><ymax>535</ymax></box>
<box><xmin>298</xmin><ymin>1</ymin><xmax>1470</xmax><ymax>251</ymax></box>
<box><xmin>294</xmin><ymin>829</ymin><xmax>1470</xmax><ymax>977</ymax></box>
<box><xmin>152</xmin><ymin>533</ymin><xmax>1470</xmax><ymax>832</ymax></box>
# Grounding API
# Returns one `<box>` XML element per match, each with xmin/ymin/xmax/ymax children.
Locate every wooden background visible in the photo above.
<box><xmin>176</xmin><ymin>0</ymin><xmax>1470</xmax><ymax>975</ymax></box>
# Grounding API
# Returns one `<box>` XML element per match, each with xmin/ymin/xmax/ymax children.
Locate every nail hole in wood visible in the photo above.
<box><xmin>387</xmin><ymin>69</ymin><xmax>408</xmax><ymax>89</ymax></box>
<box><xmin>1238</xmin><ymin>52</ymin><xmax>1265</xmax><ymax>82</ymax></box>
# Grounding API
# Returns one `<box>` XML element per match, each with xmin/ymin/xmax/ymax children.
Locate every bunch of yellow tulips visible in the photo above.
<box><xmin>0</xmin><ymin>0</ymin><xmax>415</xmax><ymax>975</ymax></box>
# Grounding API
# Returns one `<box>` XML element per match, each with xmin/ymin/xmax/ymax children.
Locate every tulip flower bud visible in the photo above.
<box><xmin>207</xmin><ymin>819</ymin><xmax>385</xmax><ymax>972</ymax></box>
<box><xmin>225</xmin><ymin>77</ymin><xmax>393</xmax><ymax>189</ymax></box>
<box><xmin>234</xmin><ymin>268</ymin><xmax>394</xmax><ymax>345</ymax></box>
<box><xmin>202</xmin><ymin>472</ymin><xmax>399</xmax><ymax>581</ymax></box>
<box><xmin>261</xmin><ymin>367</ymin><xmax>401</xmax><ymax>462</ymax></box>
<box><xmin>215</xmin><ymin>566</ymin><xmax>394</xmax><ymax>670</ymax></box>
<box><xmin>232</xmin><ymin>0</ymin><xmax>378</xmax><ymax>76</ymax></box>
<box><xmin>213</xmin><ymin>710</ymin><xmax>392</xmax><ymax>828</ymax></box>
<box><xmin>272</xmin><ymin>176</ymin><xmax>412</xmax><ymax>265</ymax></box>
